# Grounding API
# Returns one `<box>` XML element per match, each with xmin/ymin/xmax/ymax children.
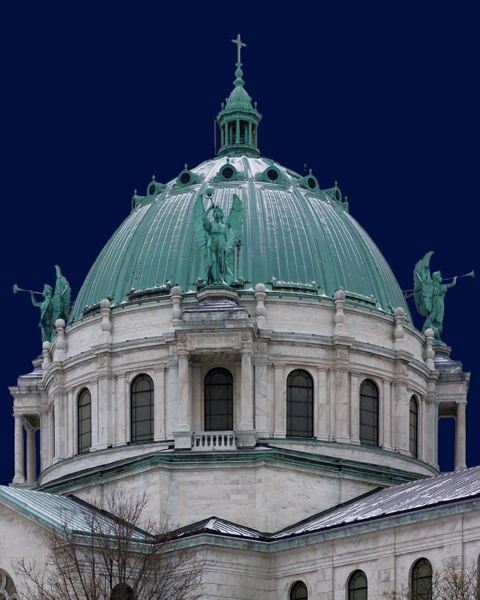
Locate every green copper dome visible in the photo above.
<box><xmin>69</xmin><ymin>155</ymin><xmax>411</xmax><ymax>324</ymax></box>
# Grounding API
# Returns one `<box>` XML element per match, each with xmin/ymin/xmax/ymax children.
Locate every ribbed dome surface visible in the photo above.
<box><xmin>70</xmin><ymin>156</ymin><xmax>410</xmax><ymax>323</ymax></box>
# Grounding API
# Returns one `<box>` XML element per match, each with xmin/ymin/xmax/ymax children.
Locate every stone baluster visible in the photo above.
<box><xmin>42</xmin><ymin>341</ymin><xmax>51</xmax><ymax>370</ymax></box>
<box><xmin>424</xmin><ymin>328</ymin><xmax>435</xmax><ymax>370</ymax></box>
<box><xmin>255</xmin><ymin>283</ymin><xmax>267</xmax><ymax>325</ymax></box>
<box><xmin>100</xmin><ymin>298</ymin><xmax>112</xmax><ymax>342</ymax></box>
<box><xmin>55</xmin><ymin>319</ymin><xmax>67</xmax><ymax>361</ymax></box>
<box><xmin>393</xmin><ymin>307</ymin><xmax>405</xmax><ymax>351</ymax></box>
<box><xmin>12</xmin><ymin>414</ymin><xmax>25</xmax><ymax>484</ymax></box>
<box><xmin>171</xmin><ymin>286</ymin><xmax>183</xmax><ymax>321</ymax></box>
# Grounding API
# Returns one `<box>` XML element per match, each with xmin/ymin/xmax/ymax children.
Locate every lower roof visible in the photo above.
<box><xmin>2</xmin><ymin>465</ymin><xmax>480</xmax><ymax>545</ymax></box>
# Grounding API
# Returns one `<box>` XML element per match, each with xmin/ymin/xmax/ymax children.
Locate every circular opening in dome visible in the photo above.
<box><xmin>267</xmin><ymin>168</ymin><xmax>279</xmax><ymax>181</ymax></box>
<box><xmin>221</xmin><ymin>166</ymin><xmax>234</xmax><ymax>180</ymax></box>
<box><xmin>335</xmin><ymin>190</ymin><xmax>340</xmax><ymax>200</ymax></box>
<box><xmin>148</xmin><ymin>184</ymin><xmax>156</xmax><ymax>196</ymax></box>
<box><xmin>307</xmin><ymin>177</ymin><xmax>316</xmax><ymax>189</ymax></box>
<box><xmin>180</xmin><ymin>172</ymin><xmax>191</xmax><ymax>185</ymax></box>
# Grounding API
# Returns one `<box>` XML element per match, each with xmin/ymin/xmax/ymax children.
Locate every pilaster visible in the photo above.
<box><xmin>332</xmin><ymin>336</ymin><xmax>354</xmax><ymax>444</ymax></box>
<box><xmin>154</xmin><ymin>365</ymin><xmax>167</xmax><ymax>441</ymax></box>
<box><xmin>273</xmin><ymin>362</ymin><xmax>286</xmax><ymax>438</ymax></box>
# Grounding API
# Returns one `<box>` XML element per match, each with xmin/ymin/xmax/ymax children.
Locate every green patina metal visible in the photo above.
<box><xmin>69</xmin><ymin>153</ymin><xmax>411</xmax><ymax>323</ymax></box>
<box><xmin>14</xmin><ymin>265</ymin><xmax>71</xmax><ymax>342</ymax></box>
<box><xmin>193</xmin><ymin>189</ymin><xmax>243</xmax><ymax>285</ymax></box>
<box><xmin>413</xmin><ymin>251</ymin><xmax>474</xmax><ymax>342</ymax></box>
<box><xmin>216</xmin><ymin>34</ymin><xmax>262</xmax><ymax>158</ymax></box>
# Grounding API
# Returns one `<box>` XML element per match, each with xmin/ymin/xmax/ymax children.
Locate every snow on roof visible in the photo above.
<box><xmin>272</xmin><ymin>465</ymin><xmax>480</xmax><ymax>539</ymax></box>
<box><xmin>174</xmin><ymin>517</ymin><xmax>266</xmax><ymax>541</ymax></box>
<box><xmin>2</xmin><ymin>466</ymin><xmax>480</xmax><ymax>545</ymax></box>
<box><xmin>0</xmin><ymin>486</ymin><xmax>150</xmax><ymax>541</ymax></box>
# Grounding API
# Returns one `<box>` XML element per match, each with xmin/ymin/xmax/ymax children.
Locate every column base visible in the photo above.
<box><xmin>173</xmin><ymin>431</ymin><xmax>193</xmax><ymax>450</ymax></box>
<box><xmin>236</xmin><ymin>430</ymin><xmax>258</xmax><ymax>449</ymax></box>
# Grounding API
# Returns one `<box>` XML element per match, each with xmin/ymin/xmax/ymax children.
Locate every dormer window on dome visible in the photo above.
<box><xmin>216</xmin><ymin>35</ymin><xmax>262</xmax><ymax>158</ymax></box>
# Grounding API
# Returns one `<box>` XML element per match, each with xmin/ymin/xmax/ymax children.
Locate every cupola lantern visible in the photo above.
<box><xmin>216</xmin><ymin>34</ymin><xmax>262</xmax><ymax>157</ymax></box>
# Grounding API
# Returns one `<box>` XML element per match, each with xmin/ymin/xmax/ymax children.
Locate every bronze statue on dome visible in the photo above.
<box><xmin>13</xmin><ymin>265</ymin><xmax>71</xmax><ymax>343</ymax></box>
<box><xmin>193</xmin><ymin>189</ymin><xmax>243</xmax><ymax>285</ymax></box>
<box><xmin>413</xmin><ymin>251</ymin><xmax>473</xmax><ymax>342</ymax></box>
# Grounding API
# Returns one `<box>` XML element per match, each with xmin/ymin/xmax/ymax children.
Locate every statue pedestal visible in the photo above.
<box><xmin>197</xmin><ymin>286</ymin><xmax>238</xmax><ymax>304</ymax></box>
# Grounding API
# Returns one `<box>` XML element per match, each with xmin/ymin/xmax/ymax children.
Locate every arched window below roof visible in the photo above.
<box><xmin>290</xmin><ymin>581</ymin><xmax>307</xmax><ymax>599</ymax></box>
<box><xmin>411</xmin><ymin>558</ymin><xmax>432</xmax><ymax>599</ymax></box>
<box><xmin>360</xmin><ymin>379</ymin><xmax>379</xmax><ymax>446</ymax></box>
<box><xmin>111</xmin><ymin>583</ymin><xmax>135</xmax><ymax>600</ymax></box>
<box><xmin>205</xmin><ymin>368</ymin><xmax>233</xmax><ymax>431</ymax></box>
<box><xmin>287</xmin><ymin>369</ymin><xmax>313</xmax><ymax>438</ymax></box>
<box><xmin>131</xmin><ymin>374</ymin><xmax>154</xmax><ymax>443</ymax></box>
<box><xmin>410</xmin><ymin>396</ymin><xmax>419</xmax><ymax>458</ymax></box>
<box><xmin>0</xmin><ymin>569</ymin><xmax>18</xmax><ymax>600</ymax></box>
<box><xmin>348</xmin><ymin>570</ymin><xmax>367</xmax><ymax>600</ymax></box>
<box><xmin>78</xmin><ymin>388</ymin><xmax>91</xmax><ymax>454</ymax></box>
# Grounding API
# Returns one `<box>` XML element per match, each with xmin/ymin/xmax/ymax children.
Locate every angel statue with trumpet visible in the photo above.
<box><xmin>193</xmin><ymin>189</ymin><xmax>243</xmax><ymax>286</ymax></box>
<box><xmin>13</xmin><ymin>265</ymin><xmax>71</xmax><ymax>344</ymax></box>
<box><xmin>413</xmin><ymin>251</ymin><xmax>474</xmax><ymax>342</ymax></box>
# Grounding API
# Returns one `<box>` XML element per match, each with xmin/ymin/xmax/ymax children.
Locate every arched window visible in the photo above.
<box><xmin>287</xmin><ymin>370</ymin><xmax>313</xmax><ymax>438</ymax></box>
<box><xmin>131</xmin><ymin>374</ymin><xmax>154</xmax><ymax>443</ymax></box>
<box><xmin>78</xmin><ymin>388</ymin><xmax>92</xmax><ymax>454</ymax></box>
<box><xmin>290</xmin><ymin>581</ymin><xmax>308</xmax><ymax>599</ymax></box>
<box><xmin>0</xmin><ymin>569</ymin><xmax>18</xmax><ymax>600</ymax></box>
<box><xmin>360</xmin><ymin>379</ymin><xmax>379</xmax><ymax>446</ymax></box>
<box><xmin>205</xmin><ymin>368</ymin><xmax>233</xmax><ymax>431</ymax></box>
<box><xmin>348</xmin><ymin>570</ymin><xmax>367</xmax><ymax>600</ymax></box>
<box><xmin>411</xmin><ymin>558</ymin><xmax>432</xmax><ymax>599</ymax></box>
<box><xmin>111</xmin><ymin>583</ymin><xmax>134</xmax><ymax>600</ymax></box>
<box><xmin>410</xmin><ymin>396</ymin><xmax>418</xmax><ymax>458</ymax></box>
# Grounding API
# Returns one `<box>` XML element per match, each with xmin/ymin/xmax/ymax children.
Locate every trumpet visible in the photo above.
<box><xmin>443</xmin><ymin>270</ymin><xmax>475</xmax><ymax>282</ymax></box>
<box><xmin>12</xmin><ymin>284</ymin><xmax>43</xmax><ymax>297</ymax></box>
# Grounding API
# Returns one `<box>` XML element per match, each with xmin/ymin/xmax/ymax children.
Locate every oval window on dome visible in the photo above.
<box><xmin>180</xmin><ymin>172</ymin><xmax>191</xmax><ymax>185</ymax></box>
<box><xmin>220</xmin><ymin>164</ymin><xmax>236</xmax><ymax>180</ymax></box>
<box><xmin>148</xmin><ymin>184</ymin><xmax>156</xmax><ymax>196</ymax></box>
<box><xmin>307</xmin><ymin>177</ymin><xmax>316</xmax><ymax>189</ymax></box>
<box><xmin>266</xmin><ymin>168</ymin><xmax>280</xmax><ymax>182</ymax></box>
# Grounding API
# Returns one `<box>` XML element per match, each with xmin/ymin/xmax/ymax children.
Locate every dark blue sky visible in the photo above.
<box><xmin>1</xmin><ymin>3</ymin><xmax>478</xmax><ymax>484</ymax></box>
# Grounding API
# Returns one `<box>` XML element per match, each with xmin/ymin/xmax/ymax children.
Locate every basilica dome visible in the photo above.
<box><xmin>70</xmin><ymin>154</ymin><xmax>410</xmax><ymax>324</ymax></box>
<box><xmin>70</xmin><ymin>48</ymin><xmax>410</xmax><ymax>326</ymax></box>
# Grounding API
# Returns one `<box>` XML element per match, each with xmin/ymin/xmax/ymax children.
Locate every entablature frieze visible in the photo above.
<box><xmin>179</xmin><ymin>331</ymin><xmax>245</xmax><ymax>354</ymax></box>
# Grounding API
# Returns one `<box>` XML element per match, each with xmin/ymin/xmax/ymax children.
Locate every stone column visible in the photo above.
<box><xmin>115</xmin><ymin>374</ymin><xmax>127</xmax><ymax>446</ymax></box>
<box><xmin>254</xmin><ymin>352</ymin><xmax>269</xmax><ymax>438</ymax></box>
<box><xmin>66</xmin><ymin>388</ymin><xmax>75</xmax><ymax>458</ymax></box>
<box><xmin>154</xmin><ymin>366</ymin><xmax>166</xmax><ymax>441</ymax></box>
<box><xmin>332</xmin><ymin>337</ymin><xmax>354</xmax><ymax>444</ymax></box>
<box><xmin>239</xmin><ymin>349</ymin><xmax>254</xmax><ymax>430</ymax></box>
<box><xmin>350</xmin><ymin>371</ymin><xmax>360</xmax><ymax>444</ymax></box>
<box><xmin>25</xmin><ymin>421</ymin><xmax>37</xmax><ymax>483</ymax></box>
<box><xmin>54</xmin><ymin>394</ymin><xmax>66</xmax><ymax>460</ymax></box>
<box><xmin>90</xmin><ymin>382</ymin><xmax>99</xmax><ymax>450</ymax></box>
<box><xmin>316</xmin><ymin>368</ymin><xmax>328</xmax><ymax>441</ymax></box>
<box><xmin>13</xmin><ymin>414</ymin><xmax>25</xmax><ymax>484</ymax></box>
<box><xmin>273</xmin><ymin>363</ymin><xmax>286</xmax><ymax>438</ymax></box>
<box><xmin>177</xmin><ymin>351</ymin><xmax>190</xmax><ymax>431</ymax></box>
<box><xmin>455</xmin><ymin>402</ymin><xmax>467</xmax><ymax>471</ymax></box>
<box><xmin>40</xmin><ymin>410</ymin><xmax>49</xmax><ymax>472</ymax></box>
<box><xmin>382</xmin><ymin>379</ymin><xmax>393</xmax><ymax>451</ymax></box>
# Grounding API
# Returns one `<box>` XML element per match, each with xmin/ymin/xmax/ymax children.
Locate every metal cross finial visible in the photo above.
<box><xmin>231</xmin><ymin>34</ymin><xmax>246</xmax><ymax>64</ymax></box>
